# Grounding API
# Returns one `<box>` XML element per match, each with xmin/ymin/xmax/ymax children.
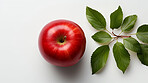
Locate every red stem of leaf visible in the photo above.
<box><xmin>112</xmin><ymin>32</ymin><xmax>131</xmax><ymax>38</ymax></box>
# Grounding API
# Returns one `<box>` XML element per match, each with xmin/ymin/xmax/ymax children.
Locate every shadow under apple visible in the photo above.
<box><xmin>48</xmin><ymin>57</ymin><xmax>85</xmax><ymax>82</ymax></box>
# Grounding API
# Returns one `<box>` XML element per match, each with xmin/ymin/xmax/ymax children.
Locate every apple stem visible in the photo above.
<box><xmin>64</xmin><ymin>36</ymin><xmax>67</xmax><ymax>39</ymax></box>
<box><xmin>59</xmin><ymin>36</ymin><xmax>67</xmax><ymax>43</ymax></box>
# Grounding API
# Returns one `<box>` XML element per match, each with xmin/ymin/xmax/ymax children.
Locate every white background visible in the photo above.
<box><xmin>0</xmin><ymin>0</ymin><xmax>148</xmax><ymax>83</ymax></box>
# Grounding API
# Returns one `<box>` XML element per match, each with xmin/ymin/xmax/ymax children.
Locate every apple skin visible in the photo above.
<box><xmin>38</xmin><ymin>20</ymin><xmax>86</xmax><ymax>67</ymax></box>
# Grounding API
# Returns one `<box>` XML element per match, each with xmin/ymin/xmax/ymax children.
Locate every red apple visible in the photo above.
<box><xmin>38</xmin><ymin>20</ymin><xmax>86</xmax><ymax>67</ymax></box>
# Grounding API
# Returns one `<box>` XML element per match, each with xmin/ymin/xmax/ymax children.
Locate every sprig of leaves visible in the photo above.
<box><xmin>86</xmin><ymin>6</ymin><xmax>148</xmax><ymax>74</ymax></box>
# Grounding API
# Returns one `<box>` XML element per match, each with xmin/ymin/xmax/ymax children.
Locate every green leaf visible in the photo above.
<box><xmin>136</xmin><ymin>25</ymin><xmax>148</xmax><ymax>43</ymax></box>
<box><xmin>86</xmin><ymin>6</ymin><xmax>106</xmax><ymax>30</ymax></box>
<box><xmin>113</xmin><ymin>42</ymin><xmax>130</xmax><ymax>73</ymax></box>
<box><xmin>121</xmin><ymin>15</ymin><xmax>137</xmax><ymax>32</ymax></box>
<box><xmin>92</xmin><ymin>31</ymin><xmax>112</xmax><ymax>44</ymax></box>
<box><xmin>137</xmin><ymin>44</ymin><xmax>148</xmax><ymax>66</ymax></box>
<box><xmin>123</xmin><ymin>37</ymin><xmax>141</xmax><ymax>53</ymax></box>
<box><xmin>110</xmin><ymin>6</ymin><xmax>123</xmax><ymax>29</ymax></box>
<box><xmin>91</xmin><ymin>45</ymin><xmax>109</xmax><ymax>74</ymax></box>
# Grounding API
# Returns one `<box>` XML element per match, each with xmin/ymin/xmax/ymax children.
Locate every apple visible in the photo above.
<box><xmin>38</xmin><ymin>20</ymin><xmax>86</xmax><ymax>67</ymax></box>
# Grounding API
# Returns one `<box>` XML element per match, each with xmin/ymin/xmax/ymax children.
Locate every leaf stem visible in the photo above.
<box><xmin>117</xmin><ymin>35</ymin><xmax>131</xmax><ymax>38</ymax></box>
<box><xmin>106</xmin><ymin>29</ymin><xmax>113</xmax><ymax>35</ymax></box>
<box><xmin>130</xmin><ymin>33</ymin><xmax>137</xmax><ymax>35</ymax></box>
<box><xmin>112</xmin><ymin>32</ymin><xmax>131</xmax><ymax>38</ymax></box>
<box><xmin>112</xmin><ymin>32</ymin><xmax>117</xmax><ymax>36</ymax></box>
<box><xmin>108</xmin><ymin>38</ymin><xmax>115</xmax><ymax>45</ymax></box>
<box><xmin>119</xmin><ymin>31</ymin><xmax>123</xmax><ymax>35</ymax></box>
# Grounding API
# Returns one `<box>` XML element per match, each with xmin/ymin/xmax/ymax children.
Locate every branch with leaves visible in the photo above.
<box><xmin>86</xmin><ymin>6</ymin><xmax>148</xmax><ymax>74</ymax></box>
